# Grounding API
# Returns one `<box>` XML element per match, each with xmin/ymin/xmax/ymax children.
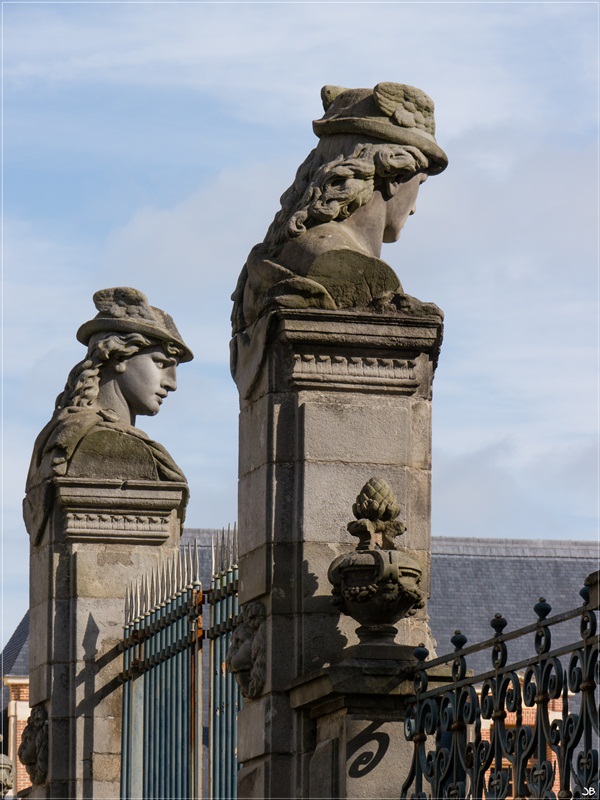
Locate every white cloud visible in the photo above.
<box><xmin>4</xmin><ymin>4</ymin><xmax>596</xmax><ymax>137</ymax></box>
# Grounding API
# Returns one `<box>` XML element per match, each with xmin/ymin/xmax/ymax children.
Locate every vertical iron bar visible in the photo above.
<box><xmin>193</xmin><ymin>542</ymin><xmax>202</xmax><ymax>800</ymax></box>
<box><xmin>216</xmin><ymin>531</ymin><xmax>224</xmax><ymax>800</ymax></box>
<box><xmin>225</xmin><ymin>529</ymin><xmax>233</xmax><ymax>800</ymax></box>
<box><xmin>146</xmin><ymin>575</ymin><xmax>155</xmax><ymax>800</ymax></box>
<box><xmin>220</xmin><ymin>534</ymin><xmax>227</xmax><ymax>800</ymax></box>
<box><xmin>233</xmin><ymin>529</ymin><xmax>239</xmax><ymax>797</ymax></box>
<box><xmin>160</xmin><ymin>562</ymin><xmax>168</xmax><ymax>800</ymax></box>
<box><xmin>175</xmin><ymin>549</ymin><xmax>183</xmax><ymax>800</ymax></box>
<box><xmin>227</xmin><ymin>535</ymin><xmax>232</xmax><ymax>800</ymax></box>
<box><xmin>209</xmin><ymin>536</ymin><xmax>216</xmax><ymax>800</ymax></box>
<box><xmin>182</xmin><ymin>560</ymin><xmax>189</xmax><ymax>800</ymax></box>
<box><xmin>120</xmin><ymin>588</ymin><xmax>131</xmax><ymax>799</ymax></box>
<box><xmin>166</xmin><ymin>558</ymin><xmax>174</xmax><ymax>800</ymax></box>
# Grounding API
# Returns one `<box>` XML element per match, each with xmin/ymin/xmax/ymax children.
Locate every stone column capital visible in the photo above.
<box><xmin>232</xmin><ymin>308</ymin><xmax>443</xmax><ymax>402</ymax></box>
<box><xmin>53</xmin><ymin>477</ymin><xmax>188</xmax><ymax>544</ymax></box>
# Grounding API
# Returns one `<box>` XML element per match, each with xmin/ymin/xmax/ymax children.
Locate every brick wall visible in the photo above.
<box><xmin>480</xmin><ymin>695</ymin><xmax>562</xmax><ymax>797</ymax></box>
<box><xmin>13</xmin><ymin>717</ymin><xmax>30</xmax><ymax>794</ymax></box>
<box><xmin>7</xmin><ymin>681</ymin><xmax>31</xmax><ymax>795</ymax></box>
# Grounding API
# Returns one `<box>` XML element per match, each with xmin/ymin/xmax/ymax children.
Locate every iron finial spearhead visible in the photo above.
<box><xmin>534</xmin><ymin>597</ymin><xmax>552</xmax><ymax>620</ymax></box>
<box><xmin>490</xmin><ymin>613</ymin><xmax>508</xmax><ymax>636</ymax></box>
<box><xmin>451</xmin><ymin>630</ymin><xmax>468</xmax><ymax>651</ymax></box>
<box><xmin>413</xmin><ymin>643</ymin><xmax>429</xmax><ymax>663</ymax></box>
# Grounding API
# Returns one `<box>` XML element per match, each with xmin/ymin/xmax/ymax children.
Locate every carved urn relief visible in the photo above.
<box><xmin>328</xmin><ymin>477</ymin><xmax>424</xmax><ymax>645</ymax></box>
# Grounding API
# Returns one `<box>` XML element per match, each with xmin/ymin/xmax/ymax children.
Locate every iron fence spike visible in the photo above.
<box><xmin>135</xmin><ymin>580</ymin><xmax>141</xmax><ymax>621</ymax></box>
<box><xmin>185</xmin><ymin>543</ymin><xmax>190</xmax><ymax>587</ymax></box>
<box><xmin>158</xmin><ymin>560</ymin><xmax>164</xmax><ymax>605</ymax></box>
<box><xmin>139</xmin><ymin>574</ymin><xmax>145</xmax><ymax>617</ymax></box>
<box><xmin>164</xmin><ymin>558</ymin><xmax>177</xmax><ymax>603</ymax></box>
<box><xmin>166</xmin><ymin>559</ymin><xmax>171</xmax><ymax>601</ymax></box>
<box><xmin>166</xmin><ymin>552</ymin><xmax>171</xmax><ymax>597</ymax></box>
<box><xmin>146</xmin><ymin>572</ymin><xmax>152</xmax><ymax>615</ymax></box>
<box><xmin>181</xmin><ymin>542</ymin><xmax>187</xmax><ymax>588</ymax></box>
<box><xmin>178</xmin><ymin>545</ymin><xmax>184</xmax><ymax>591</ymax></box>
<box><xmin>124</xmin><ymin>585</ymin><xmax>130</xmax><ymax>624</ymax></box>
<box><xmin>194</xmin><ymin>538</ymin><xmax>200</xmax><ymax>584</ymax></box>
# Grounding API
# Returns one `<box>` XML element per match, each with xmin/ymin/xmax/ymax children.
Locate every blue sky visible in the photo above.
<box><xmin>2</xmin><ymin>1</ymin><xmax>598</xmax><ymax>646</ymax></box>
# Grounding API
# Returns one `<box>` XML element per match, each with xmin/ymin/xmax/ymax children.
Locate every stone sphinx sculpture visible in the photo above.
<box><xmin>23</xmin><ymin>287</ymin><xmax>193</xmax><ymax>544</ymax></box>
<box><xmin>231</xmin><ymin>82</ymin><xmax>447</xmax><ymax>335</ymax></box>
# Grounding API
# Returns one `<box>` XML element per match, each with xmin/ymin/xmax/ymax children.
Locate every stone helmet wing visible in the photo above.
<box><xmin>76</xmin><ymin>287</ymin><xmax>194</xmax><ymax>362</ymax></box>
<box><xmin>313</xmin><ymin>82</ymin><xmax>448</xmax><ymax>175</ymax></box>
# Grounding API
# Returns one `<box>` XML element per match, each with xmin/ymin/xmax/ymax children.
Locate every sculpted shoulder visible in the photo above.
<box><xmin>68</xmin><ymin>420</ymin><xmax>160</xmax><ymax>482</ymax></box>
<box><xmin>278</xmin><ymin>224</ymin><xmax>402</xmax><ymax>309</ymax></box>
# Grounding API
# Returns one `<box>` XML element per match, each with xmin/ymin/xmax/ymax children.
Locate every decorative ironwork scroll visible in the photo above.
<box><xmin>207</xmin><ymin>526</ymin><xmax>241</xmax><ymax>800</ymax></box>
<box><xmin>120</xmin><ymin>544</ymin><xmax>203</xmax><ymax>800</ymax></box>
<box><xmin>401</xmin><ymin>584</ymin><xmax>599</xmax><ymax>800</ymax></box>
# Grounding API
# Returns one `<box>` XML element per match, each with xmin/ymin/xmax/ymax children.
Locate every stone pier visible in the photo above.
<box><xmin>22</xmin><ymin>286</ymin><xmax>193</xmax><ymax>799</ymax></box>
<box><xmin>25</xmin><ymin>479</ymin><xmax>186</xmax><ymax>799</ymax></box>
<box><xmin>231</xmin><ymin>306</ymin><xmax>443</xmax><ymax>798</ymax></box>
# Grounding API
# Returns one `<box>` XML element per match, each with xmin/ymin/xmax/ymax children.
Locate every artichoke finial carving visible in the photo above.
<box><xmin>353</xmin><ymin>476</ymin><xmax>401</xmax><ymax>522</ymax></box>
<box><xmin>349</xmin><ymin>477</ymin><xmax>405</xmax><ymax>551</ymax></box>
<box><xmin>328</xmin><ymin>477</ymin><xmax>424</xmax><ymax>645</ymax></box>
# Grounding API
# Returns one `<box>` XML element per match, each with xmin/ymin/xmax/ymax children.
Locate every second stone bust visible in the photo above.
<box><xmin>23</xmin><ymin>287</ymin><xmax>193</xmax><ymax>543</ymax></box>
<box><xmin>232</xmin><ymin>82</ymin><xmax>448</xmax><ymax>334</ymax></box>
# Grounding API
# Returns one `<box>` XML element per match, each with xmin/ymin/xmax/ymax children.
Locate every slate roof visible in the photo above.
<box><xmin>1</xmin><ymin>611</ymin><xmax>29</xmax><ymax>752</ymax></box>
<box><xmin>429</xmin><ymin>537</ymin><xmax>599</xmax><ymax>674</ymax></box>
<box><xmin>1</xmin><ymin>612</ymin><xmax>29</xmax><ymax>706</ymax></box>
<box><xmin>181</xmin><ymin>527</ymin><xmax>215</xmax><ymax>584</ymax></box>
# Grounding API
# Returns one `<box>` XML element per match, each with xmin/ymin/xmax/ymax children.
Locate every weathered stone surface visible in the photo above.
<box><xmin>302</xmin><ymin>401</ymin><xmax>409</xmax><ymax>465</ymax></box>
<box><xmin>231</xmin><ymin>81</ymin><xmax>446</xmax><ymax>800</ymax></box>
<box><xmin>232</xmin><ymin>84</ymin><xmax>446</xmax><ymax>336</ymax></box>
<box><xmin>233</xmin><ymin>307</ymin><xmax>442</xmax><ymax>798</ymax></box>
<box><xmin>290</xmin><ymin>658</ymin><xmax>441</xmax><ymax>800</ymax></box>
<box><xmin>23</xmin><ymin>288</ymin><xmax>192</xmax><ymax>799</ymax></box>
<box><xmin>237</xmin><ymin>693</ymin><xmax>294</xmax><ymax>761</ymax></box>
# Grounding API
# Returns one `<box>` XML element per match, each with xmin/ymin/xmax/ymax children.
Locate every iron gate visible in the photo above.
<box><xmin>120</xmin><ymin>544</ymin><xmax>203</xmax><ymax>799</ymax></box>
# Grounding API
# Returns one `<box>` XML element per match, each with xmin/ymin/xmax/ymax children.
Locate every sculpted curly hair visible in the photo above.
<box><xmin>262</xmin><ymin>134</ymin><xmax>430</xmax><ymax>255</ymax></box>
<box><xmin>55</xmin><ymin>332</ymin><xmax>183</xmax><ymax>411</ymax></box>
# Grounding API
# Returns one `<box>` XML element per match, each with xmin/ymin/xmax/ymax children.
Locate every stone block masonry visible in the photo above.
<box><xmin>231</xmin><ymin>307</ymin><xmax>443</xmax><ymax>798</ymax></box>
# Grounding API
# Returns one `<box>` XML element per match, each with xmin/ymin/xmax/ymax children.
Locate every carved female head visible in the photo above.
<box><xmin>55</xmin><ymin>288</ymin><xmax>193</xmax><ymax>423</ymax></box>
<box><xmin>262</xmin><ymin>83</ymin><xmax>447</xmax><ymax>256</ymax></box>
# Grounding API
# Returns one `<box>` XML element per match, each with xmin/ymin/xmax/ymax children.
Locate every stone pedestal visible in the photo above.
<box><xmin>231</xmin><ymin>308</ymin><xmax>443</xmax><ymax>798</ymax></box>
<box><xmin>289</xmin><ymin>654</ymin><xmax>452</xmax><ymax>800</ymax></box>
<box><xmin>27</xmin><ymin>477</ymin><xmax>187</xmax><ymax>799</ymax></box>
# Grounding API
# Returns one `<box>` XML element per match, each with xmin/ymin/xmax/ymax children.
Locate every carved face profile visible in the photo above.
<box><xmin>382</xmin><ymin>173</ymin><xmax>427</xmax><ymax>244</ymax></box>
<box><xmin>111</xmin><ymin>344</ymin><xmax>178</xmax><ymax>418</ymax></box>
<box><xmin>51</xmin><ymin>288</ymin><xmax>193</xmax><ymax>426</ymax></box>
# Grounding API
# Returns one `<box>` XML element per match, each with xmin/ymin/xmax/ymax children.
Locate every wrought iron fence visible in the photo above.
<box><xmin>207</xmin><ymin>526</ymin><xmax>241</xmax><ymax>800</ymax></box>
<box><xmin>121</xmin><ymin>544</ymin><xmax>203</xmax><ymax>800</ymax></box>
<box><xmin>402</xmin><ymin>581</ymin><xmax>599</xmax><ymax>800</ymax></box>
